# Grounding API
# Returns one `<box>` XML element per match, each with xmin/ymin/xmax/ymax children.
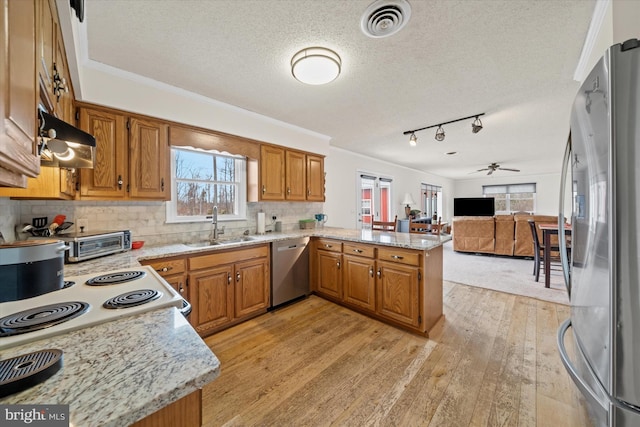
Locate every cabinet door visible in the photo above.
<box><xmin>79</xmin><ymin>107</ymin><xmax>128</xmax><ymax>198</ymax></box>
<box><xmin>189</xmin><ymin>266</ymin><xmax>234</xmax><ymax>335</ymax></box>
<box><xmin>342</xmin><ymin>254</ymin><xmax>376</xmax><ymax>311</ymax></box>
<box><xmin>234</xmin><ymin>258</ymin><xmax>269</xmax><ymax>318</ymax></box>
<box><xmin>285</xmin><ymin>150</ymin><xmax>306</xmax><ymax>200</ymax></box>
<box><xmin>163</xmin><ymin>273</ymin><xmax>189</xmax><ymax>301</ymax></box>
<box><xmin>259</xmin><ymin>145</ymin><xmax>285</xmax><ymax>200</ymax></box>
<box><xmin>54</xmin><ymin>33</ymin><xmax>74</xmax><ymax>124</ymax></box>
<box><xmin>0</xmin><ymin>0</ymin><xmax>40</xmax><ymax>187</ymax></box>
<box><xmin>376</xmin><ymin>261</ymin><xmax>420</xmax><ymax>327</ymax></box>
<box><xmin>0</xmin><ymin>166</ymin><xmax>74</xmax><ymax>199</ymax></box>
<box><xmin>38</xmin><ymin>0</ymin><xmax>56</xmax><ymax>103</ymax></box>
<box><xmin>129</xmin><ymin>117</ymin><xmax>169</xmax><ymax>200</ymax></box>
<box><xmin>316</xmin><ymin>250</ymin><xmax>342</xmax><ymax>300</ymax></box>
<box><xmin>306</xmin><ymin>154</ymin><xmax>325</xmax><ymax>201</ymax></box>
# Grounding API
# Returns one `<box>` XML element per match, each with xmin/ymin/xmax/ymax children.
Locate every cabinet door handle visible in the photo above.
<box><xmin>324</xmin><ymin>244</ymin><xmax>332</xmax><ymax>248</ymax></box>
<box><xmin>262</xmin><ymin>185</ymin><xmax>266</xmax><ymax>194</ymax></box>
<box><xmin>161</xmin><ymin>177</ymin><xmax>164</xmax><ymax>191</ymax></box>
<box><xmin>353</xmin><ymin>249</ymin><xmax>363</xmax><ymax>253</ymax></box>
<box><xmin>227</xmin><ymin>273</ymin><xmax>231</xmax><ymax>284</ymax></box>
<box><xmin>377</xmin><ymin>268</ymin><xmax>381</xmax><ymax>278</ymax></box>
<box><xmin>156</xmin><ymin>266</ymin><xmax>173</xmax><ymax>273</ymax></box>
<box><xmin>307</xmin><ymin>189</ymin><xmax>311</xmax><ymax>195</ymax></box>
<box><xmin>117</xmin><ymin>175</ymin><xmax>123</xmax><ymax>189</ymax></box>
<box><xmin>369</xmin><ymin>267</ymin><xmax>374</xmax><ymax>277</ymax></box>
<box><xmin>236</xmin><ymin>271</ymin><xmax>241</xmax><ymax>282</ymax></box>
<box><xmin>391</xmin><ymin>255</ymin><xmax>404</xmax><ymax>260</ymax></box>
<box><xmin>336</xmin><ymin>261</ymin><xmax>341</xmax><ymax>269</ymax></box>
<box><xmin>178</xmin><ymin>282</ymin><xmax>185</xmax><ymax>293</ymax></box>
<box><xmin>287</xmin><ymin>187</ymin><xmax>291</xmax><ymax>195</ymax></box>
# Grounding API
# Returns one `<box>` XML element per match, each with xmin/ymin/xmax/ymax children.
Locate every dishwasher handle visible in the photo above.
<box><xmin>276</xmin><ymin>244</ymin><xmax>306</xmax><ymax>252</ymax></box>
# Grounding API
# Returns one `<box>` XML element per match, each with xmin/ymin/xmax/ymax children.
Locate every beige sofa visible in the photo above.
<box><xmin>452</xmin><ymin>214</ymin><xmax>561</xmax><ymax>257</ymax></box>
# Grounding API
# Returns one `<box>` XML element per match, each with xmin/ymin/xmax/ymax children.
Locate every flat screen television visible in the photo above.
<box><xmin>453</xmin><ymin>197</ymin><xmax>495</xmax><ymax>216</ymax></box>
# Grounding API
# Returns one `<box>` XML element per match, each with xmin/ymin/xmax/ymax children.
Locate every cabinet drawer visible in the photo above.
<box><xmin>143</xmin><ymin>258</ymin><xmax>186</xmax><ymax>277</ymax></box>
<box><xmin>315</xmin><ymin>238</ymin><xmax>342</xmax><ymax>253</ymax></box>
<box><xmin>343</xmin><ymin>242</ymin><xmax>375</xmax><ymax>258</ymax></box>
<box><xmin>377</xmin><ymin>246</ymin><xmax>421</xmax><ymax>266</ymax></box>
<box><xmin>189</xmin><ymin>244</ymin><xmax>269</xmax><ymax>271</ymax></box>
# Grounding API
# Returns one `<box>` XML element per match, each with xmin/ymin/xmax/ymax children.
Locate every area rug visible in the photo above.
<box><xmin>442</xmin><ymin>241</ymin><xmax>569</xmax><ymax>305</ymax></box>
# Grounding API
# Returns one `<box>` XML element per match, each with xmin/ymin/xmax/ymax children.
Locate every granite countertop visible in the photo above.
<box><xmin>0</xmin><ymin>308</ymin><xmax>220</xmax><ymax>427</ymax></box>
<box><xmin>64</xmin><ymin>228</ymin><xmax>451</xmax><ymax>276</ymax></box>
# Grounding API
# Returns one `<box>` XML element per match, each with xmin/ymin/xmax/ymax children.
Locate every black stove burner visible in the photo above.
<box><xmin>63</xmin><ymin>281</ymin><xmax>75</xmax><ymax>289</ymax></box>
<box><xmin>86</xmin><ymin>270</ymin><xmax>146</xmax><ymax>286</ymax></box>
<box><xmin>0</xmin><ymin>302</ymin><xmax>90</xmax><ymax>337</ymax></box>
<box><xmin>102</xmin><ymin>289</ymin><xmax>161</xmax><ymax>309</ymax></box>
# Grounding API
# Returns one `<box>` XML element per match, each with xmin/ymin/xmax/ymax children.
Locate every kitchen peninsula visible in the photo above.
<box><xmin>66</xmin><ymin>228</ymin><xmax>450</xmax><ymax>337</ymax></box>
<box><xmin>1</xmin><ymin>228</ymin><xmax>448</xmax><ymax>426</ymax></box>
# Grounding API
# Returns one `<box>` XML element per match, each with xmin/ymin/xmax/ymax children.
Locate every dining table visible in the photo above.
<box><xmin>538</xmin><ymin>223</ymin><xmax>572</xmax><ymax>288</ymax></box>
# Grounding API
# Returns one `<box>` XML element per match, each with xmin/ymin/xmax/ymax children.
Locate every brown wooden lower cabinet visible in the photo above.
<box><xmin>141</xmin><ymin>245</ymin><xmax>270</xmax><ymax>336</ymax></box>
<box><xmin>131</xmin><ymin>389</ymin><xmax>201</xmax><ymax>427</ymax></box>
<box><xmin>188</xmin><ymin>244</ymin><xmax>270</xmax><ymax>337</ymax></box>
<box><xmin>311</xmin><ymin>238</ymin><xmax>443</xmax><ymax>336</ymax></box>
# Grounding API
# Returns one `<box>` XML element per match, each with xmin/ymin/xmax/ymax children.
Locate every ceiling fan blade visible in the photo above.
<box><xmin>487</xmin><ymin>169</ymin><xmax>493</xmax><ymax>175</ymax></box>
<box><xmin>500</xmin><ymin>168</ymin><xmax>520</xmax><ymax>172</ymax></box>
<box><xmin>476</xmin><ymin>168</ymin><xmax>489</xmax><ymax>172</ymax></box>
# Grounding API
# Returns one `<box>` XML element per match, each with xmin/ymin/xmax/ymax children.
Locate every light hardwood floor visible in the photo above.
<box><xmin>202</xmin><ymin>282</ymin><xmax>591</xmax><ymax>426</ymax></box>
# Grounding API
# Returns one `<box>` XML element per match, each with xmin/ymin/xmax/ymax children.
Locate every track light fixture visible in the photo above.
<box><xmin>471</xmin><ymin>116</ymin><xmax>483</xmax><ymax>133</ymax></box>
<box><xmin>403</xmin><ymin>113</ymin><xmax>485</xmax><ymax>145</ymax></box>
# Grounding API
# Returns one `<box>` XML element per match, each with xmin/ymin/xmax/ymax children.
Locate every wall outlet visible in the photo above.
<box><xmin>76</xmin><ymin>218</ymin><xmax>88</xmax><ymax>233</ymax></box>
<box><xmin>271</xmin><ymin>215</ymin><xmax>277</xmax><ymax>221</ymax></box>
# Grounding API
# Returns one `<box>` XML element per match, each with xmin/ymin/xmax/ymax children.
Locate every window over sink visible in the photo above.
<box><xmin>166</xmin><ymin>147</ymin><xmax>247</xmax><ymax>223</ymax></box>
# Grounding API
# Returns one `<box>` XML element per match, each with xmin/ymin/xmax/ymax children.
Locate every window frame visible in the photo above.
<box><xmin>421</xmin><ymin>183</ymin><xmax>442</xmax><ymax>219</ymax></box>
<box><xmin>166</xmin><ymin>146</ymin><xmax>247</xmax><ymax>224</ymax></box>
<box><xmin>483</xmin><ymin>183</ymin><xmax>537</xmax><ymax>214</ymax></box>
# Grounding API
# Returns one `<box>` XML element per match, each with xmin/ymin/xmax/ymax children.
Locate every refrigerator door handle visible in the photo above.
<box><xmin>558</xmin><ymin>319</ymin><xmax>609</xmax><ymax>411</ymax></box>
<box><xmin>558</xmin><ymin>133</ymin><xmax>572</xmax><ymax>297</ymax></box>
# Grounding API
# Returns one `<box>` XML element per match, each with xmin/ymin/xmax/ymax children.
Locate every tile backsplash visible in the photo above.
<box><xmin>2</xmin><ymin>198</ymin><xmax>325</xmax><ymax>246</ymax></box>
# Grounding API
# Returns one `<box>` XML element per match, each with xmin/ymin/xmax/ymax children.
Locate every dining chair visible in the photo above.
<box><xmin>408</xmin><ymin>218</ymin><xmax>428</xmax><ymax>234</ymax></box>
<box><xmin>372</xmin><ymin>215</ymin><xmax>398</xmax><ymax>231</ymax></box>
<box><xmin>528</xmin><ymin>220</ymin><xmax>568</xmax><ymax>282</ymax></box>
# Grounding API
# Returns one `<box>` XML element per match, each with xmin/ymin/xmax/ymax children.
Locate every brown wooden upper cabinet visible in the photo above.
<box><xmin>0</xmin><ymin>0</ymin><xmax>41</xmax><ymax>187</ymax></box>
<box><xmin>259</xmin><ymin>145</ymin><xmax>325</xmax><ymax>202</ymax></box>
<box><xmin>78</xmin><ymin>104</ymin><xmax>170</xmax><ymax>201</ymax></box>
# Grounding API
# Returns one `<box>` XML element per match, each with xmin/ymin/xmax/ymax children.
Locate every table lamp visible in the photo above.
<box><xmin>402</xmin><ymin>193</ymin><xmax>416</xmax><ymax>219</ymax></box>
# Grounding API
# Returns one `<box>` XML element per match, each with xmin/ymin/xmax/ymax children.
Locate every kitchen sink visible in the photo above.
<box><xmin>186</xmin><ymin>236</ymin><xmax>256</xmax><ymax>248</ymax></box>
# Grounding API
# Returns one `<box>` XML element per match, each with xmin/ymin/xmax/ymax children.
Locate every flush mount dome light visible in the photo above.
<box><xmin>291</xmin><ymin>47</ymin><xmax>341</xmax><ymax>85</ymax></box>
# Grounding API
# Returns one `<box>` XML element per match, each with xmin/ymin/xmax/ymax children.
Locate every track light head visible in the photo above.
<box><xmin>472</xmin><ymin>116</ymin><xmax>483</xmax><ymax>133</ymax></box>
<box><xmin>434</xmin><ymin>125</ymin><xmax>445</xmax><ymax>142</ymax></box>
<box><xmin>409</xmin><ymin>132</ymin><xmax>417</xmax><ymax>146</ymax></box>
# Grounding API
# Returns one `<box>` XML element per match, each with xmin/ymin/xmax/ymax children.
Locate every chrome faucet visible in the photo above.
<box><xmin>210</xmin><ymin>205</ymin><xmax>225</xmax><ymax>242</ymax></box>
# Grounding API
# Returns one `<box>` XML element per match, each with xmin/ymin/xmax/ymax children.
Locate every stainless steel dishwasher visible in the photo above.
<box><xmin>270</xmin><ymin>237</ymin><xmax>309</xmax><ymax>309</ymax></box>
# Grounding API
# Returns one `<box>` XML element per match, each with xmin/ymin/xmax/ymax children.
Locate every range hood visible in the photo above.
<box><xmin>38</xmin><ymin>111</ymin><xmax>96</xmax><ymax>169</ymax></box>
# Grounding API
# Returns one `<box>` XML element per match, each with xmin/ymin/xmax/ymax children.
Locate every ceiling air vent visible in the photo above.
<box><xmin>360</xmin><ymin>0</ymin><xmax>412</xmax><ymax>38</ymax></box>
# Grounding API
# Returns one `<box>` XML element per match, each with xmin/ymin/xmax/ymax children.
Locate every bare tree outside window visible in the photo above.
<box><xmin>173</xmin><ymin>148</ymin><xmax>242</xmax><ymax>217</ymax></box>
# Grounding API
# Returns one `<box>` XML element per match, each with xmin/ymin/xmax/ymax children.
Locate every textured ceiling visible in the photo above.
<box><xmin>84</xmin><ymin>0</ymin><xmax>596</xmax><ymax>180</ymax></box>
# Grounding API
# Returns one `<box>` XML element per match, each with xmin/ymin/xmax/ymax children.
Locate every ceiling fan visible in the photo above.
<box><xmin>475</xmin><ymin>162</ymin><xmax>521</xmax><ymax>175</ymax></box>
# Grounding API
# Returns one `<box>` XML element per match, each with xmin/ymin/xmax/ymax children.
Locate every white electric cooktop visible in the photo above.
<box><xmin>0</xmin><ymin>266</ymin><xmax>183</xmax><ymax>350</ymax></box>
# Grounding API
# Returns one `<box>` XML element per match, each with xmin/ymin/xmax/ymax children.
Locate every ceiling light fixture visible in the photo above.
<box><xmin>409</xmin><ymin>132</ymin><xmax>417</xmax><ymax>146</ymax></box>
<box><xmin>403</xmin><ymin>113</ymin><xmax>485</xmax><ymax>145</ymax></box>
<box><xmin>291</xmin><ymin>47</ymin><xmax>342</xmax><ymax>85</ymax></box>
<box><xmin>471</xmin><ymin>116</ymin><xmax>483</xmax><ymax>133</ymax></box>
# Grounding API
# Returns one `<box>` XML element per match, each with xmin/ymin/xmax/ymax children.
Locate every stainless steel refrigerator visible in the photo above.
<box><xmin>557</xmin><ymin>38</ymin><xmax>640</xmax><ymax>426</ymax></box>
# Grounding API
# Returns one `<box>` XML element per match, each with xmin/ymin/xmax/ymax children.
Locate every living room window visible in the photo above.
<box><xmin>166</xmin><ymin>147</ymin><xmax>247</xmax><ymax>223</ymax></box>
<box><xmin>421</xmin><ymin>183</ymin><xmax>442</xmax><ymax>219</ymax></box>
<box><xmin>483</xmin><ymin>183</ymin><xmax>536</xmax><ymax>214</ymax></box>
